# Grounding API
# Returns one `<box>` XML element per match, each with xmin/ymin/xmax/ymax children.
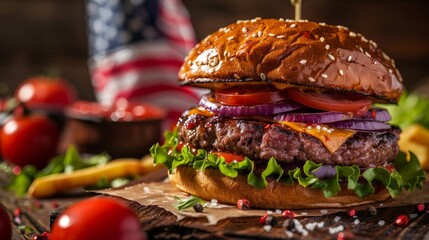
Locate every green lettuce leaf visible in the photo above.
<box><xmin>151</xmin><ymin>130</ymin><xmax>426</xmax><ymax>199</ymax></box>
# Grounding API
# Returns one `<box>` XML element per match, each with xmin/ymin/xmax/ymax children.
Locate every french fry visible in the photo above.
<box><xmin>399</xmin><ymin>124</ymin><xmax>429</xmax><ymax>170</ymax></box>
<box><xmin>28</xmin><ymin>155</ymin><xmax>159</xmax><ymax>198</ymax></box>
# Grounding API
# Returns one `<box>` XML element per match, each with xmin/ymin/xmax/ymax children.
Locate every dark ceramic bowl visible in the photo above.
<box><xmin>64</xmin><ymin>99</ymin><xmax>165</xmax><ymax>159</ymax></box>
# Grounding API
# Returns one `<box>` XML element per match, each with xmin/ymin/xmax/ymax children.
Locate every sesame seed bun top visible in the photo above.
<box><xmin>178</xmin><ymin>18</ymin><xmax>403</xmax><ymax>103</ymax></box>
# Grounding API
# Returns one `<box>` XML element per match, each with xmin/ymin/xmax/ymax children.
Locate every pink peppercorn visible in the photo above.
<box><xmin>281</xmin><ymin>210</ymin><xmax>295</xmax><ymax>219</ymax></box>
<box><xmin>395</xmin><ymin>215</ymin><xmax>409</xmax><ymax>226</ymax></box>
<box><xmin>237</xmin><ymin>199</ymin><xmax>250</xmax><ymax>210</ymax></box>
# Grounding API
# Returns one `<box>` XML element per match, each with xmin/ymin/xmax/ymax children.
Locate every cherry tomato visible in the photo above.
<box><xmin>287</xmin><ymin>88</ymin><xmax>372</xmax><ymax>115</ymax></box>
<box><xmin>1</xmin><ymin>115</ymin><xmax>60</xmax><ymax>169</ymax></box>
<box><xmin>215</xmin><ymin>87</ymin><xmax>289</xmax><ymax>106</ymax></box>
<box><xmin>0</xmin><ymin>206</ymin><xmax>12</xmax><ymax>240</ymax></box>
<box><xmin>51</xmin><ymin>197</ymin><xmax>146</xmax><ymax>240</ymax></box>
<box><xmin>15</xmin><ymin>77</ymin><xmax>77</xmax><ymax>110</ymax></box>
<box><xmin>212</xmin><ymin>152</ymin><xmax>245</xmax><ymax>164</ymax></box>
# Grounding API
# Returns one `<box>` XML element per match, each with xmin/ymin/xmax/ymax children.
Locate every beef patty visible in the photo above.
<box><xmin>177</xmin><ymin>114</ymin><xmax>400</xmax><ymax>167</ymax></box>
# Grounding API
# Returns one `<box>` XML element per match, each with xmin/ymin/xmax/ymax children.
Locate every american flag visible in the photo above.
<box><xmin>86</xmin><ymin>0</ymin><xmax>200</xmax><ymax>129</ymax></box>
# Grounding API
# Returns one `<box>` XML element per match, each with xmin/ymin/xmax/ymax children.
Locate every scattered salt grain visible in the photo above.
<box><xmin>284</xmin><ymin>230</ymin><xmax>294</xmax><ymax>238</ymax></box>
<box><xmin>410</xmin><ymin>213</ymin><xmax>418</xmax><ymax>219</ymax></box>
<box><xmin>305</xmin><ymin>222</ymin><xmax>317</xmax><ymax>231</ymax></box>
<box><xmin>211</xmin><ymin>199</ymin><xmax>218</xmax><ymax>207</ymax></box>
<box><xmin>143</xmin><ymin>187</ymin><xmax>150</xmax><ymax>193</ymax></box>
<box><xmin>320</xmin><ymin>209</ymin><xmax>328</xmax><ymax>214</ymax></box>
<box><xmin>329</xmin><ymin>225</ymin><xmax>344</xmax><ymax>235</ymax></box>
<box><xmin>263</xmin><ymin>225</ymin><xmax>272</xmax><ymax>232</ymax></box>
<box><xmin>276</xmin><ymin>209</ymin><xmax>282</xmax><ymax>214</ymax></box>
<box><xmin>334</xmin><ymin>216</ymin><xmax>341</xmax><ymax>222</ymax></box>
<box><xmin>354</xmin><ymin>219</ymin><xmax>360</xmax><ymax>225</ymax></box>
<box><xmin>317</xmin><ymin>222</ymin><xmax>325</xmax><ymax>228</ymax></box>
<box><xmin>378</xmin><ymin>220</ymin><xmax>385</xmax><ymax>226</ymax></box>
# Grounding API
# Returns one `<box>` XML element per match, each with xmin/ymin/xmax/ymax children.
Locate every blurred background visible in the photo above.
<box><xmin>0</xmin><ymin>0</ymin><xmax>428</xmax><ymax>100</ymax></box>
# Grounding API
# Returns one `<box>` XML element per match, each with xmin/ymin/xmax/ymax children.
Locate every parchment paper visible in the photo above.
<box><xmin>96</xmin><ymin>178</ymin><xmax>429</xmax><ymax>225</ymax></box>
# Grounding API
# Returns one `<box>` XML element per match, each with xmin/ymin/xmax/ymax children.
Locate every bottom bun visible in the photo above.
<box><xmin>169</xmin><ymin>166</ymin><xmax>391</xmax><ymax>209</ymax></box>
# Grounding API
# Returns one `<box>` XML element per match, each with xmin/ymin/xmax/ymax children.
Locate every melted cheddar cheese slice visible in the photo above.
<box><xmin>281</xmin><ymin>122</ymin><xmax>356</xmax><ymax>153</ymax></box>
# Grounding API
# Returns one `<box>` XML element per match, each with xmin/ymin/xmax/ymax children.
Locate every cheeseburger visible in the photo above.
<box><xmin>151</xmin><ymin>18</ymin><xmax>425</xmax><ymax>209</ymax></box>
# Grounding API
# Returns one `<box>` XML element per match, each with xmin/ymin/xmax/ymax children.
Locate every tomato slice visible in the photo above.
<box><xmin>212</xmin><ymin>152</ymin><xmax>245</xmax><ymax>164</ymax></box>
<box><xmin>215</xmin><ymin>87</ymin><xmax>289</xmax><ymax>106</ymax></box>
<box><xmin>287</xmin><ymin>88</ymin><xmax>372</xmax><ymax>115</ymax></box>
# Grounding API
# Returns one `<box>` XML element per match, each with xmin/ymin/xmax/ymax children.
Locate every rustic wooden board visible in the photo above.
<box><xmin>1</xmin><ymin>168</ymin><xmax>429</xmax><ymax>239</ymax></box>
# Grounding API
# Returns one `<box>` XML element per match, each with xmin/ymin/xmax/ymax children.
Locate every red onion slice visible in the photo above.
<box><xmin>329</xmin><ymin>120</ymin><xmax>391</xmax><ymax>131</ymax></box>
<box><xmin>274</xmin><ymin>108</ymin><xmax>391</xmax><ymax>124</ymax></box>
<box><xmin>199</xmin><ymin>95</ymin><xmax>303</xmax><ymax>117</ymax></box>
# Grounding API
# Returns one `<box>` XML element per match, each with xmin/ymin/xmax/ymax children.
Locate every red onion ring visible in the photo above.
<box><xmin>274</xmin><ymin>108</ymin><xmax>391</xmax><ymax>124</ymax></box>
<box><xmin>329</xmin><ymin>120</ymin><xmax>391</xmax><ymax>131</ymax></box>
<box><xmin>199</xmin><ymin>95</ymin><xmax>303</xmax><ymax>117</ymax></box>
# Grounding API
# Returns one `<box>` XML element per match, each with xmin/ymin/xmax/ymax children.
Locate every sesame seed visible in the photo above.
<box><xmin>382</xmin><ymin>52</ymin><xmax>390</xmax><ymax>60</ymax></box>
<box><xmin>260</xmin><ymin>73</ymin><xmax>266</xmax><ymax>80</ymax></box>
<box><xmin>370</xmin><ymin>40</ymin><xmax>378</xmax><ymax>48</ymax></box>
<box><xmin>358</xmin><ymin>47</ymin><xmax>363</xmax><ymax>52</ymax></box>
<box><xmin>361</xmin><ymin>36</ymin><xmax>368</xmax><ymax>42</ymax></box>
<box><xmin>378</xmin><ymin>220</ymin><xmax>385</xmax><ymax>226</ymax></box>
<box><xmin>241</xmin><ymin>27</ymin><xmax>248</xmax><ymax>33</ymax></box>
<box><xmin>267</xmin><ymin>210</ymin><xmax>273</xmax><ymax>214</ymax></box>
<box><xmin>252</xmin><ymin>32</ymin><xmax>257</xmax><ymax>38</ymax></box>
<box><xmin>251</xmin><ymin>17</ymin><xmax>261</xmax><ymax>23</ymax></box>
<box><xmin>337</xmin><ymin>25</ymin><xmax>349</xmax><ymax>30</ymax></box>
<box><xmin>316</xmin><ymin>125</ymin><xmax>322</xmax><ymax>130</ymax></box>
<box><xmin>299</xmin><ymin>59</ymin><xmax>307</xmax><ymax>65</ymax></box>
<box><xmin>231</xmin><ymin>160</ymin><xmax>238</xmax><ymax>164</ymax></box>
<box><xmin>227</xmin><ymin>36</ymin><xmax>234</xmax><ymax>41</ymax></box>
<box><xmin>275</xmin><ymin>209</ymin><xmax>282</xmax><ymax>214</ymax></box>
<box><xmin>268</xmin><ymin>33</ymin><xmax>276</xmax><ymax>37</ymax></box>
<box><xmin>257</xmin><ymin>31</ymin><xmax>262</xmax><ymax>37</ymax></box>
<box><xmin>279</xmin><ymin>18</ymin><xmax>285</xmax><ymax>22</ymax></box>
<box><xmin>349</xmin><ymin>32</ymin><xmax>357</xmax><ymax>37</ymax></box>
<box><xmin>321</xmin><ymin>73</ymin><xmax>328</xmax><ymax>79</ymax></box>
<box><xmin>322</xmin><ymin>127</ymin><xmax>328</xmax><ymax>131</ymax></box>
<box><xmin>236</xmin><ymin>20</ymin><xmax>245</xmax><ymax>24</ymax></box>
<box><xmin>365</xmin><ymin>52</ymin><xmax>372</xmax><ymax>58</ymax></box>
<box><xmin>143</xmin><ymin>187</ymin><xmax>150</xmax><ymax>193</ymax></box>
<box><xmin>347</xmin><ymin>55</ymin><xmax>352</xmax><ymax>62</ymax></box>
<box><xmin>329</xmin><ymin>128</ymin><xmax>334</xmax><ymax>132</ymax></box>
<box><xmin>277</xmin><ymin>35</ymin><xmax>285</xmax><ymax>39</ymax></box>
<box><xmin>325</xmin><ymin>44</ymin><xmax>330</xmax><ymax>50</ymax></box>
<box><xmin>290</xmin><ymin>23</ymin><xmax>296</xmax><ymax>28</ymax></box>
<box><xmin>320</xmin><ymin>37</ymin><xmax>325</xmax><ymax>42</ymax></box>
<box><xmin>209</xmin><ymin>57</ymin><xmax>219</xmax><ymax>66</ymax></box>
<box><xmin>233</xmin><ymin>74</ymin><xmax>240</xmax><ymax>79</ymax></box>
<box><xmin>327</xmin><ymin>130</ymin><xmax>332</xmax><ymax>133</ymax></box>
<box><xmin>319</xmin><ymin>22</ymin><xmax>326</xmax><ymax>26</ymax></box>
<box><xmin>320</xmin><ymin>209</ymin><xmax>328</xmax><ymax>214</ymax></box>
<box><xmin>328</xmin><ymin>53</ymin><xmax>335</xmax><ymax>61</ymax></box>
<box><xmin>339</xmin><ymin>69</ymin><xmax>344</xmax><ymax>76</ymax></box>
<box><xmin>388</xmin><ymin>69</ymin><xmax>393</xmax><ymax>74</ymax></box>
<box><xmin>307</xmin><ymin>126</ymin><xmax>312</xmax><ymax>130</ymax></box>
<box><xmin>308</xmin><ymin>77</ymin><xmax>316</xmax><ymax>82</ymax></box>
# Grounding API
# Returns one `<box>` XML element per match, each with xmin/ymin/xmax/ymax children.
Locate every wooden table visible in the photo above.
<box><xmin>1</xmin><ymin>168</ymin><xmax>429</xmax><ymax>240</ymax></box>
